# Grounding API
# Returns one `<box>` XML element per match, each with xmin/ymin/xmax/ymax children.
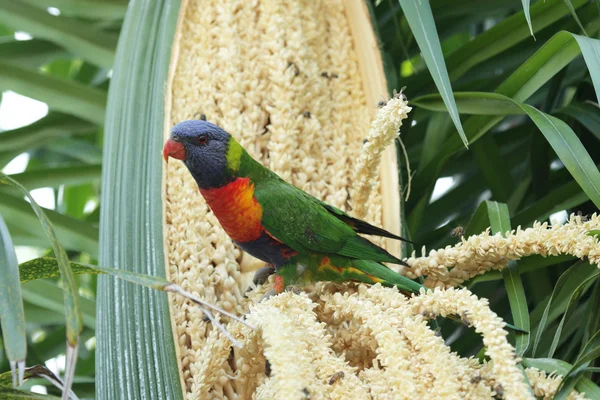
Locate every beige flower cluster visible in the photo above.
<box><xmin>165</xmin><ymin>0</ymin><xmax>393</xmax><ymax>397</ymax></box>
<box><xmin>229</xmin><ymin>284</ymin><xmax>543</xmax><ymax>399</ymax></box>
<box><xmin>405</xmin><ymin>214</ymin><xmax>600</xmax><ymax>288</ymax></box>
<box><xmin>410</xmin><ymin>287</ymin><xmax>531</xmax><ymax>399</ymax></box>
<box><xmin>352</xmin><ymin>93</ymin><xmax>412</xmax><ymax>218</ymax></box>
<box><xmin>525</xmin><ymin>368</ymin><xmax>587</xmax><ymax>400</ymax></box>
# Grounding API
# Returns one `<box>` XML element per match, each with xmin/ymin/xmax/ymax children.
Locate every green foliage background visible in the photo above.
<box><xmin>0</xmin><ymin>0</ymin><xmax>599</xmax><ymax>398</ymax></box>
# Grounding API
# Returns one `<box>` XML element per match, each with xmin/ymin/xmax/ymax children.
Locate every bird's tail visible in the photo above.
<box><xmin>280</xmin><ymin>253</ymin><xmax>423</xmax><ymax>294</ymax></box>
<box><xmin>350</xmin><ymin>259</ymin><xmax>423</xmax><ymax>294</ymax></box>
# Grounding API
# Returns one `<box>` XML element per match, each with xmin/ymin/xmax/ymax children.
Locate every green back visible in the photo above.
<box><xmin>234</xmin><ymin>145</ymin><xmax>402</xmax><ymax>264</ymax></box>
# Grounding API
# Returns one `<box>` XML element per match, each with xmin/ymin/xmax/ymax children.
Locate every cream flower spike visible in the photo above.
<box><xmin>405</xmin><ymin>213</ymin><xmax>600</xmax><ymax>288</ymax></box>
<box><xmin>525</xmin><ymin>368</ymin><xmax>588</xmax><ymax>400</ymax></box>
<box><xmin>352</xmin><ymin>91</ymin><xmax>412</xmax><ymax>218</ymax></box>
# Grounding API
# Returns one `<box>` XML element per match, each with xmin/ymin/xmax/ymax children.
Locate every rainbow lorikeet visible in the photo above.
<box><xmin>163</xmin><ymin>120</ymin><xmax>422</xmax><ymax>294</ymax></box>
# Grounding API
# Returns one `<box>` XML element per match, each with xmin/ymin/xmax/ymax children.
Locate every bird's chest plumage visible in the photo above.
<box><xmin>200</xmin><ymin>177</ymin><xmax>264</xmax><ymax>242</ymax></box>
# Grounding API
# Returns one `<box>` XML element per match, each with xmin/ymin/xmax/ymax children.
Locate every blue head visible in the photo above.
<box><xmin>163</xmin><ymin>120</ymin><xmax>238</xmax><ymax>189</ymax></box>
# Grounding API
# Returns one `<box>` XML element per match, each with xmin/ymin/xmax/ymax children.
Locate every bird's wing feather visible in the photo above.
<box><xmin>254</xmin><ymin>178</ymin><xmax>404</xmax><ymax>264</ymax></box>
<box><xmin>320</xmin><ymin>202</ymin><xmax>414</xmax><ymax>244</ymax></box>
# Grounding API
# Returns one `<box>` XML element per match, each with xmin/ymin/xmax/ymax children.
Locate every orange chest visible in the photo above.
<box><xmin>200</xmin><ymin>178</ymin><xmax>264</xmax><ymax>243</ymax></box>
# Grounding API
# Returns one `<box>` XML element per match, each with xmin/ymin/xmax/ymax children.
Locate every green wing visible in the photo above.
<box><xmin>254</xmin><ymin>178</ymin><xmax>405</xmax><ymax>265</ymax></box>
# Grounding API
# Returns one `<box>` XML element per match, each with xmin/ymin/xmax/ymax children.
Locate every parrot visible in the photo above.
<box><xmin>163</xmin><ymin>120</ymin><xmax>423</xmax><ymax>294</ymax></box>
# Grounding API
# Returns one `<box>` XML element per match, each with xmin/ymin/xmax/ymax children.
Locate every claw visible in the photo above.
<box><xmin>252</xmin><ymin>264</ymin><xmax>276</xmax><ymax>286</ymax></box>
<box><xmin>259</xmin><ymin>289</ymin><xmax>276</xmax><ymax>303</ymax></box>
<box><xmin>245</xmin><ymin>265</ymin><xmax>276</xmax><ymax>296</ymax></box>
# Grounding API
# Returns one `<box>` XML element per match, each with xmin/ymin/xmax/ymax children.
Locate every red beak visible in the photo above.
<box><xmin>163</xmin><ymin>138</ymin><xmax>186</xmax><ymax>163</ymax></box>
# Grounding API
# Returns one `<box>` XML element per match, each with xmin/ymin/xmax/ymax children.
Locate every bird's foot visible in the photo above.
<box><xmin>256</xmin><ymin>276</ymin><xmax>293</xmax><ymax>302</ymax></box>
<box><xmin>258</xmin><ymin>289</ymin><xmax>276</xmax><ymax>303</ymax></box>
<box><xmin>244</xmin><ymin>264</ymin><xmax>276</xmax><ymax>297</ymax></box>
<box><xmin>253</xmin><ymin>264</ymin><xmax>276</xmax><ymax>285</ymax></box>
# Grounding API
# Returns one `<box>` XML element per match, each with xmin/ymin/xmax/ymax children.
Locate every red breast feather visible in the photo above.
<box><xmin>200</xmin><ymin>177</ymin><xmax>264</xmax><ymax>242</ymax></box>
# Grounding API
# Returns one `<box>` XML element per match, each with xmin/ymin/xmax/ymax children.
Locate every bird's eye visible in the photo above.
<box><xmin>197</xmin><ymin>135</ymin><xmax>208</xmax><ymax>145</ymax></box>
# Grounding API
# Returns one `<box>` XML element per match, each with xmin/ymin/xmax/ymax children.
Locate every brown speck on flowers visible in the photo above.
<box><xmin>328</xmin><ymin>371</ymin><xmax>345</xmax><ymax>385</ymax></box>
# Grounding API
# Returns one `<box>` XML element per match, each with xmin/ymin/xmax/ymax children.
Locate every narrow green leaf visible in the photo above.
<box><xmin>555</xmin><ymin>330</ymin><xmax>600</xmax><ymax>399</ymax></box>
<box><xmin>0</xmin><ymin>39</ymin><xmax>65</xmax><ymax>68</ymax></box>
<box><xmin>588</xmin><ymin>230</ymin><xmax>600</xmax><ymax>238</ymax></box>
<box><xmin>0</xmin><ymin>386</ymin><xmax>59</xmax><ymax>399</ymax></box>
<box><xmin>21</xmin><ymin>0</ymin><xmax>128</xmax><ymax>19</ymax></box>
<box><xmin>46</xmin><ymin>138</ymin><xmax>103</xmax><ymax>164</ymax></box>
<box><xmin>20</xmin><ymin>280</ymin><xmax>95</xmax><ymax>330</ymax></box>
<box><xmin>531</xmin><ymin>262</ymin><xmax>598</xmax><ymax>356</ymax></box>
<box><xmin>0</xmin><ymin>1</ymin><xmax>117</xmax><ymax>68</ymax></box>
<box><xmin>0</xmin><ymin>173</ymin><xmax>81</xmax><ymax>350</ymax></box>
<box><xmin>570</xmin><ymin>330</ymin><xmax>600</xmax><ymax>376</ymax></box>
<box><xmin>59</xmin><ymin>183</ymin><xmax>95</xmax><ymax>219</ymax></box>
<box><xmin>471</xmin><ymin>135</ymin><xmax>514</xmax><ymax>202</ymax></box>
<box><xmin>96</xmin><ymin>0</ymin><xmax>184</xmax><ymax>396</ymax></box>
<box><xmin>582</xmin><ymin>281</ymin><xmax>600</xmax><ymax>351</ymax></box>
<box><xmin>0</xmin><ymin>215</ymin><xmax>26</xmax><ymax>385</ymax></box>
<box><xmin>17</xmin><ymin>257</ymin><xmax>250</xmax><ymax>347</ymax></box>
<box><xmin>18</xmin><ymin>257</ymin><xmax>168</xmax><ymax>290</ymax></box>
<box><xmin>0</xmin><ymin>364</ymin><xmax>74</xmax><ymax>399</ymax></box>
<box><xmin>412</xmin><ymin>91</ymin><xmax>526</xmax><ymax>115</ymax></box>
<box><xmin>0</xmin><ymin>63</ymin><xmax>107</xmax><ymax>125</ymax></box>
<box><xmin>571</xmin><ymin>34</ymin><xmax>600</xmax><ymax>104</ymax></box>
<box><xmin>486</xmin><ymin>200</ymin><xmax>511</xmax><ymax>235</ymax></box>
<box><xmin>407</xmin><ymin>0</ymin><xmax>588</xmax><ymax>91</ymax></box>
<box><xmin>513</xmin><ymin>178</ymin><xmax>589</xmax><ymax>227</ymax></box>
<box><xmin>521</xmin><ymin>104</ymin><xmax>600</xmax><ymax>209</ymax></box>
<box><xmin>486</xmin><ymin>201</ymin><xmax>530</xmax><ymax>355</ymax></box>
<box><xmin>19</xmin><ymin>258</ymin><xmax>99</xmax><ymax>282</ymax></box>
<box><xmin>23</xmin><ymin>303</ymin><xmax>68</xmax><ymax>326</ymax></box>
<box><xmin>506</xmin><ymin>172</ymin><xmax>532</xmax><ymax>212</ymax></box>
<box><xmin>464</xmin><ymin>200</ymin><xmax>490</xmax><ymax>237</ymax></box>
<box><xmin>410</xmin><ymin>30</ymin><xmax>600</xmax><ymax>204</ymax></box>
<box><xmin>43</xmin><ymin>59</ymin><xmax>74</xmax><ymax>80</ymax></box>
<box><xmin>397</xmin><ymin>0</ymin><xmax>467</xmax><ymax>146</ymax></box>
<box><xmin>2</xmin><ymin>165</ymin><xmax>101</xmax><ymax>191</ymax></box>
<box><xmin>0</xmin><ymin>113</ymin><xmax>95</xmax><ymax>154</ymax></box>
<box><xmin>420</xmin><ymin>113</ymin><xmax>451</xmax><ymax>166</ymax></box>
<box><xmin>521</xmin><ymin>0</ymin><xmax>534</xmax><ymax>37</ymax></box>
<box><xmin>558</xmin><ymin>102</ymin><xmax>600</xmax><ymax>141</ymax></box>
<box><xmin>414</xmin><ymin>91</ymin><xmax>600</xmax><ymax>210</ymax></box>
<box><xmin>547</xmin><ymin>275</ymin><xmax>599</xmax><ymax>358</ymax></box>
<box><xmin>563</xmin><ymin>0</ymin><xmax>588</xmax><ymax>36</ymax></box>
<box><xmin>1</xmin><ymin>229</ymin><xmax>51</xmax><ymax>249</ymax></box>
<box><xmin>0</xmin><ymin>191</ymin><xmax>98</xmax><ymax>256</ymax></box>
